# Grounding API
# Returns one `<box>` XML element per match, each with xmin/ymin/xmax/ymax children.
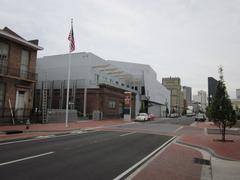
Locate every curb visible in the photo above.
<box><xmin>0</xmin><ymin>131</ymin><xmax>84</xmax><ymax>144</ymax></box>
<box><xmin>23</xmin><ymin>128</ymin><xmax>84</xmax><ymax>133</ymax></box>
<box><xmin>176</xmin><ymin>139</ymin><xmax>239</xmax><ymax>161</ymax></box>
<box><xmin>207</xmin><ymin>128</ymin><xmax>240</xmax><ymax>136</ymax></box>
<box><xmin>115</xmin><ymin>136</ymin><xmax>176</xmax><ymax>180</ymax></box>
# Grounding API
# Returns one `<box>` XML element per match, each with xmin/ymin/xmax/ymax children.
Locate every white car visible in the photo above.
<box><xmin>135</xmin><ymin>113</ymin><xmax>149</xmax><ymax>121</ymax></box>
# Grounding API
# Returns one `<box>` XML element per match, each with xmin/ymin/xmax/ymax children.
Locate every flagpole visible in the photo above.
<box><xmin>65</xmin><ymin>19</ymin><xmax>74</xmax><ymax>128</ymax></box>
<box><xmin>65</xmin><ymin>52</ymin><xmax>71</xmax><ymax>127</ymax></box>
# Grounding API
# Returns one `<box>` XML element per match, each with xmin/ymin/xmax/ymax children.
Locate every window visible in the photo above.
<box><xmin>95</xmin><ymin>74</ymin><xmax>99</xmax><ymax>84</ymax></box>
<box><xmin>0</xmin><ymin>42</ymin><xmax>9</xmax><ymax>74</ymax></box>
<box><xmin>20</xmin><ymin>50</ymin><xmax>29</xmax><ymax>78</ymax></box>
<box><xmin>0</xmin><ymin>83</ymin><xmax>5</xmax><ymax>108</ymax></box>
<box><xmin>108</xmin><ymin>100</ymin><xmax>116</xmax><ymax>109</ymax></box>
<box><xmin>141</xmin><ymin>86</ymin><xmax>145</xmax><ymax>95</ymax></box>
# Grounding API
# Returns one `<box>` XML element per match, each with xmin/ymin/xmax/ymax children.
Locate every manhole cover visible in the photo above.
<box><xmin>193</xmin><ymin>158</ymin><xmax>211</xmax><ymax>165</ymax></box>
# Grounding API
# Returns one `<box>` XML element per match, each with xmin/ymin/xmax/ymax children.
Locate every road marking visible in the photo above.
<box><xmin>0</xmin><ymin>139</ymin><xmax>41</xmax><ymax>146</ymax></box>
<box><xmin>174</xmin><ymin>126</ymin><xmax>184</xmax><ymax>132</ymax></box>
<box><xmin>0</xmin><ymin>152</ymin><xmax>54</xmax><ymax>166</ymax></box>
<box><xmin>120</xmin><ymin>132</ymin><xmax>136</xmax><ymax>137</ymax></box>
<box><xmin>190</xmin><ymin>122</ymin><xmax>197</xmax><ymax>127</ymax></box>
<box><xmin>35</xmin><ymin>135</ymin><xmax>56</xmax><ymax>139</ymax></box>
<box><xmin>70</xmin><ymin>130</ymin><xmax>85</xmax><ymax>134</ymax></box>
<box><xmin>113</xmin><ymin>136</ymin><xmax>176</xmax><ymax>180</ymax></box>
<box><xmin>0</xmin><ymin>131</ymin><xmax>91</xmax><ymax>146</ymax></box>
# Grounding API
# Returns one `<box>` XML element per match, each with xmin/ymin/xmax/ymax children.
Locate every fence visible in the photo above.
<box><xmin>0</xmin><ymin>108</ymin><xmax>42</xmax><ymax>125</ymax></box>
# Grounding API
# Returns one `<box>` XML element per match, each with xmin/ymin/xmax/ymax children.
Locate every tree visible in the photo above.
<box><xmin>139</xmin><ymin>101</ymin><xmax>146</xmax><ymax>113</ymax></box>
<box><xmin>208</xmin><ymin>66</ymin><xmax>236</xmax><ymax>141</ymax></box>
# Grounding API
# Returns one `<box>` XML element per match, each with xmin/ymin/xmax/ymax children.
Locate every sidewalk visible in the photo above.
<box><xmin>0</xmin><ymin>119</ymin><xmax>130</xmax><ymax>142</ymax></box>
<box><xmin>131</xmin><ymin>121</ymin><xmax>240</xmax><ymax>180</ymax></box>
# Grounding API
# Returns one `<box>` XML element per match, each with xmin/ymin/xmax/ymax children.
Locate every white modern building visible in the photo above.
<box><xmin>108</xmin><ymin>60</ymin><xmax>171</xmax><ymax>117</ymax></box>
<box><xmin>193</xmin><ymin>90</ymin><xmax>207</xmax><ymax>112</ymax></box>
<box><xmin>36</xmin><ymin>52</ymin><xmax>170</xmax><ymax>119</ymax></box>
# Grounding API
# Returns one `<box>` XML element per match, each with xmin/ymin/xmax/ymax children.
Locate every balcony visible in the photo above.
<box><xmin>0</xmin><ymin>64</ymin><xmax>37</xmax><ymax>82</ymax></box>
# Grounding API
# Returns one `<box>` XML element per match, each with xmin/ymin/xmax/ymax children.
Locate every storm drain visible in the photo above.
<box><xmin>193</xmin><ymin>158</ymin><xmax>211</xmax><ymax>166</ymax></box>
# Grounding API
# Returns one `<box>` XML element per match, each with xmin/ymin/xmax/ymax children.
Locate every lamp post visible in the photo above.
<box><xmin>165</xmin><ymin>99</ymin><xmax>169</xmax><ymax>117</ymax></box>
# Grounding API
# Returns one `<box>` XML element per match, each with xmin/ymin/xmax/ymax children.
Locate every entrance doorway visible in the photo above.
<box><xmin>15</xmin><ymin>90</ymin><xmax>28</xmax><ymax>118</ymax></box>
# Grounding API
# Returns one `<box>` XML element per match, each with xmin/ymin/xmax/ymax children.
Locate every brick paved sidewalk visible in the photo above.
<box><xmin>131</xmin><ymin>143</ymin><xmax>203</xmax><ymax>180</ymax></box>
<box><xmin>178</xmin><ymin>134</ymin><xmax>240</xmax><ymax>160</ymax></box>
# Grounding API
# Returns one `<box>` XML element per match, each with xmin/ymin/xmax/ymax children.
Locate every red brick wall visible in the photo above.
<box><xmin>40</xmin><ymin>85</ymin><xmax>136</xmax><ymax>119</ymax></box>
<box><xmin>0</xmin><ymin>37</ymin><xmax>38</xmax><ymax>111</ymax></box>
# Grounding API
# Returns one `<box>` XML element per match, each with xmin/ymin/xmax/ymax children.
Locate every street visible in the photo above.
<box><xmin>105</xmin><ymin>116</ymin><xmax>196</xmax><ymax>135</ymax></box>
<box><xmin>0</xmin><ymin>131</ymin><xmax>171</xmax><ymax>180</ymax></box>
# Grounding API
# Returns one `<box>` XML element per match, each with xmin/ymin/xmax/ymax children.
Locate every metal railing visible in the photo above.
<box><xmin>0</xmin><ymin>108</ymin><xmax>42</xmax><ymax>124</ymax></box>
<box><xmin>0</xmin><ymin>62</ymin><xmax>37</xmax><ymax>81</ymax></box>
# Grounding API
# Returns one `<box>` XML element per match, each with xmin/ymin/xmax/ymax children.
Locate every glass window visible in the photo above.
<box><xmin>20</xmin><ymin>50</ymin><xmax>29</xmax><ymax>78</ymax></box>
<box><xmin>0</xmin><ymin>42</ymin><xmax>9</xmax><ymax>74</ymax></box>
<box><xmin>108</xmin><ymin>100</ymin><xmax>116</xmax><ymax>109</ymax></box>
<box><xmin>0</xmin><ymin>83</ymin><xmax>5</xmax><ymax>108</ymax></box>
<box><xmin>95</xmin><ymin>74</ymin><xmax>99</xmax><ymax>84</ymax></box>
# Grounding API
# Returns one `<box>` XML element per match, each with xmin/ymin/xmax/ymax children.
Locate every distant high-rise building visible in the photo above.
<box><xmin>198</xmin><ymin>90</ymin><xmax>207</xmax><ymax>112</ymax></box>
<box><xmin>208</xmin><ymin>77</ymin><xmax>218</xmax><ymax>105</ymax></box>
<box><xmin>183</xmin><ymin>86</ymin><xmax>192</xmax><ymax>106</ymax></box>
<box><xmin>192</xmin><ymin>90</ymin><xmax>207</xmax><ymax>112</ymax></box>
<box><xmin>236</xmin><ymin>89</ymin><xmax>240</xmax><ymax>99</ymax></box>
<box><xmin>162</xmin><ymin>77</ymin><xmax>183</xmax><ymax>114</ymax></box>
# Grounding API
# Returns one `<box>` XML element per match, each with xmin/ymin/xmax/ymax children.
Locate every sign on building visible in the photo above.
<box><xmin>124</xmin><ymin>91</ymin><xmax>131</xmax><ymax>121</ymax></box>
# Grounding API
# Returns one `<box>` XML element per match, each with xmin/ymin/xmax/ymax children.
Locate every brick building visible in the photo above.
<box><xmin>0</xmin><ymin>27</ymin><xmax>43</xmax><ymax>123</ymax></box>
<box><xmin>35</xmin><ymin>82</ymin><xmax>136</xmax><ymax>119</ymax></box>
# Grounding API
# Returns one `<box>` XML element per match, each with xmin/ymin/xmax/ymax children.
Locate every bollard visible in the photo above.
<box><xmin>26</xmin><ymin>119</ymin><xmax>30</xmax><ymax>129</ymax></box>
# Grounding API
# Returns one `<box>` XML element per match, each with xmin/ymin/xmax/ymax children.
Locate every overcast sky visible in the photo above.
<box><xmin>1</xmin><ymin>0</ymin><xmax>239</xmax><ymax>98</ymax></box>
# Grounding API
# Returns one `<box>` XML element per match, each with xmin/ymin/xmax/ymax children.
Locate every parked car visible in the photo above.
<box><xmin>169</xmin><ymin>113</ymin><xmax>179</xmax><ymax>118</ymax></box>
<box><xmin>186</xmin><ymin>112</ymin><xmax>195</xmax><ymax>117</ymax></box>
<box><xmin>135</xmin><ymin>113</ymin><xmax>149</xmax><ymax>121</ymax></box>
<box><xmin>195</xmin><ymin>113</ymin><xmax>206</xmax><ymax>122</ymax></box>
<box><xmin>148</xmin><ymin>114</ymin><xmax>155</xmax><ymax>120</ymax></box>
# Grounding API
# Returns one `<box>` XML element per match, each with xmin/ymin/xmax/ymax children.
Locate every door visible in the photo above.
<box><xmin>15</xmin><ymin>90</ymin><xmax>28</xmax><ymax>118</ymax></box>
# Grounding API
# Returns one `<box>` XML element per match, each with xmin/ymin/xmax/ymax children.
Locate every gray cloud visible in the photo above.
<box><xmin>0</xmin><ymin>0</ymin><xmax>239</xmax><ymax>98</ymax></box>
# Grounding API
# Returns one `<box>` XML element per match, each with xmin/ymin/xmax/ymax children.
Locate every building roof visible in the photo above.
<box><xmin>0</xmin><ymin>27</ymin><xmax>43</xmax><ymax>50</ymax></box>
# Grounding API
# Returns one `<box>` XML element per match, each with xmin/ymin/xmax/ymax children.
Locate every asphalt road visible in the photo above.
<box><xmin>153</xmin><ymin>116</ymin><xmax>195</xmax><ymax>125</ymax></box>
<box><xmin>107</xmin><ymin>116</ymin><xmax>195</xmax><ymax>134</ymax></box>
<box><xmin>0</xmin><ymin>131</ymin><xmax>171</xmax><ymax>180</ymax></box>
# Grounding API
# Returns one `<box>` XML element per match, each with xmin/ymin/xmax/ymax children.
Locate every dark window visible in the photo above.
<box><xmin>0</xmin><ymin>83</ymin><xmax>5</xmax><ymax>108</ymax></box>
<box><xmin>0</xmin><ymin>42</ymin><xmax>9</xmax><ymax>74</ymax></box>
<box><xmin>141</xmin><ymin>86</ymin><xmax>145</xmax><ymax>95</ymax></box>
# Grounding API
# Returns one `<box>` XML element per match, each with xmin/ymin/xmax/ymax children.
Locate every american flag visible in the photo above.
<box><xmin>68</xmin><ymin>22</ymin><xmax>75</xmax><ymax>52</ymax></box>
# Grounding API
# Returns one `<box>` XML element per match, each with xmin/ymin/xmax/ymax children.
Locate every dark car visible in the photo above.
<box><xmin>195</xmin><ymin>113</ymin><xmax>206</xmax><ymax>121</ymax></box>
